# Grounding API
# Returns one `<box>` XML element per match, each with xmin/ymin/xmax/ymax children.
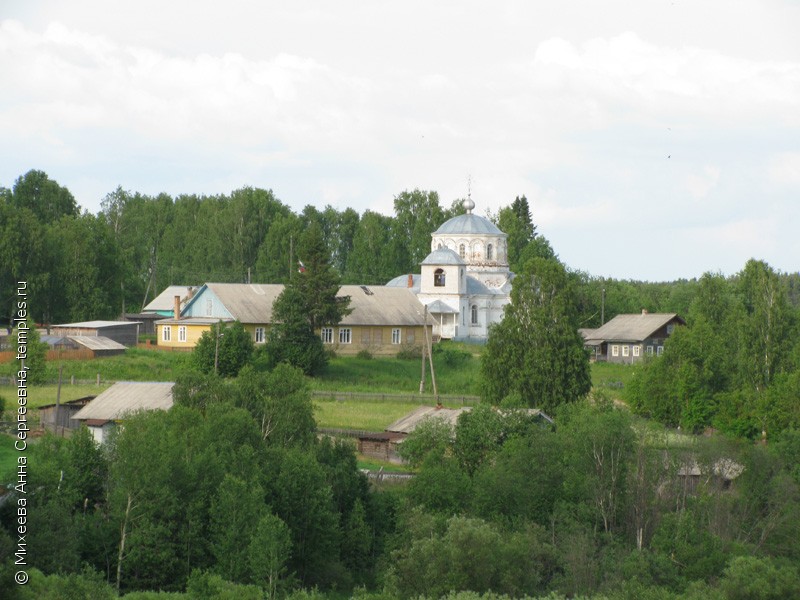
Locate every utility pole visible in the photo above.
<box><xmin>214</xmin><ymin>321</ymin><xmax>223</xmax><ymax>375</ymax></box>
<box><xmin>419</xmin><ymin>305</ymin><xmax>427</xmax><ymax>393</ymax></box>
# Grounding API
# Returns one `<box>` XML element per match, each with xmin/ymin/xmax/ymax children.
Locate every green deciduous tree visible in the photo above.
<box><xmin>480</xmin><ymin>257</ymin><xmax>591</xmax><ymax>412</ymax></box>
<box><xmin>248</xmin><ymin>513</ymin><xmax>292</xmax><ymax>598</ymax></box>
<box><xmin>193</xmin><ymin>321</ymin><xmax>254</xmax><ymax>377</ymax></box>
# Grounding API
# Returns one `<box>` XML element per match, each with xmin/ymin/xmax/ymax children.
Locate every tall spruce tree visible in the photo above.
<box><xmin>266</xmin><ymin>223</ymin><xmax>351</xmax><ymax>374</ymax></box>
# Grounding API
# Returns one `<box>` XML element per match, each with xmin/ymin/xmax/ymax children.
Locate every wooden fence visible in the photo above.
<box><xmin>311</xmin><ymin>390</ymin><xmax>481</xmax><ymax>406</ymax></box>
<box><xmin>0</xmin><ymin>348</ymin><xmax>95</xmax><ymax>364</ymax></box>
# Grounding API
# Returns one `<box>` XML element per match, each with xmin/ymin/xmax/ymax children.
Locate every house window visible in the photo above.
<box><xmin>633</xmin><ymin>345</ymin><xmax>640</xmax><ymax>357</ymax></box>
<box><xmin>487</xmin><ymin>244</ymin><xmax>493</xmax><ymax>260</ymax></box>
<box><xmin>339</xmin><ymin>328</ymin><xmax>352</xmax><ymax>344</ymax></box>
<box><xmin>407</xmin><ymin>329</ymin><xmax>415</xmax><ymax>344</ymax></box>
<box><xmin>622</xmin><ymin>345</ymin><xmax>630</xmax><ymax>357</ymax></box>
<box><xmin>162</xmin><ymin>326</ymin><xmax>171</xmax><ymax>342</ymax></box>
<box><xmin>646</xmin><ymin>345</ymin><xmax>654</xmax><ymax>355</ymax></box>
<box><xmin>434</xmin><ymin>268</ymin><xmax>446</xmax><ymax>287</ymax></box>
<box><xmin>657</xmin><ymin>346</ymin><xmax>664</xmax><ymax>356</ymax></box>
<box><xmin>471</xmin><ymin>305</ymin><xmax>478</xmax><ymax>325</ymax></box>
<box><xmin>391</xmin><ymin>328</ymin><xmax>401</xmax><ymax>344</ymax></box>
<box><xmin>178</xmin><ymin>326</ymin><xmax>187</xmax><ymax>342</ymax></box>
<box><xmin>459</xmin><ymin>244</ymin><xmax>466</xmax><ymax>259</ymax></box>
<box><xmin>666</xmin><ymin>324</ymin><xmax>675</xmax><ymax>335</ymax></box>
<box><xmin>321</xmin><ymin>327</ymin><xmax>333</xmax><ymax>344</ymax></box>
<box><xmin>254</xmin><ymin>327</ymin><xmax>265</xmax><ymax>344</ymax></box>
<box><xmin>611</xmin><ymin>344</ymin><xmax>619</xmax><ymax>357</ymax></box>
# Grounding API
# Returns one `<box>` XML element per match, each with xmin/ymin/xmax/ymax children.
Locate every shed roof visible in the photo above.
<box><xmin>583</xmin><ymin>312</ymin><xmax>685</xmax><ymax>343</ymax></box>
<box><xmin>73</xmin><ymin>382</ymin><xmax>174</xmax><ymax>421</ymax></box>
<box><xmin>52</xmin><ymin>320</ymin><xmax>140</xmax><ymax>329</ymax></box>
<box><xmin>70</xmin><ymin>336</ymin><xmax>127</xmax><ymax>352</ymax></box>
<box><xmin>386</xmin><ymin>405</ymin><xmax>471</xmax><ymax>434</ymax></box>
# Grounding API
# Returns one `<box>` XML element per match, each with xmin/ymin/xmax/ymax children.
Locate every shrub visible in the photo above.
<box><xmin>356</xmin><ymin>349</ymin><xmax>373</xmax><ymax>360</ymax></box>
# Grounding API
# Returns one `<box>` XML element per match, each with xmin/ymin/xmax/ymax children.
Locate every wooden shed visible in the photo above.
<box><xmin>49</xmin><ymin>320</ymin><xmax>142</xmax><ymax>347</ymax></box>
<box><xmin>39</xmin><ymin>396</ymin><xmax>95</xmax><ymax>436</ymax></box>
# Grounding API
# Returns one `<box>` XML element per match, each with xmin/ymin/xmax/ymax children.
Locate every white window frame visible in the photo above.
<box><xmin>391</xmin><ymin>328</ymin><xmax>401</xmax><ymax>344</ymax></box>
<box><xmin>633</xmin><ymin>345</ymin><xmax>640</xmax><ymax>357</ymax></box>
<box><xmin>254</xmin><ymin>327</ymin><xmax>265</xmax><ymax>344</ymax></box>
<box><xmin>657</xmin><ymin>346</ymin><xmax>664</xmax><ymax>356</ymax></box>
<box><xmin>471</xmin><ymin>305</ymin><xmax>478</xmax><ymax>325</ymax></box>
<box><xmin>178</xmin><ymin>326</ymin><xmax>187</xmax><ymax>342</ymax></box>
<box><xmin>611</xmin><ymin>344</ymin><xmax>619</xmax><ymax>357</ymax></box>
<box><xmin>338</xmin><ymin>328</ymin><xmax>352</xmax><ymax>344</ymax></box>
<box><xmin>321</xmin><ymin>327</ymin><xmax>333</xmax><ymax>344</ymax></box>
<box><xmin>666</xmin><ymin>324</ymin><xmax>675</xmax><ymax>335</ymax></box>
<box><xmin>646</xmin><ymin>345</ymin><xmax>654</xmax><ymax>355</ymax></box>
<box><xmin>162</xmin><ymin>326</ymin><xmax>171</xmax><ymax>342</ymax></box>
<box><xmin>622</xmin><ymin>345</ymin><xmax>630</xmax><ymax>357</ymax></box>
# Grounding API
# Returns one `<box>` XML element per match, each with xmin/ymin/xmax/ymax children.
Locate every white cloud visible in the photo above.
<box><xmin>768</xmin><ymin>153</ymin><xmax>800</xmax><ymax>186</ymax></box>
<box><xmin>685</xmin><ymin>166</ymin><xmax>721</xmax><ymax>200</ymax></box>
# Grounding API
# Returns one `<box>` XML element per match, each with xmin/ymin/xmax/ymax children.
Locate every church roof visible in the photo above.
<box><xmin>421</xmin><ymin>247</ymin><xmax>466</xmax><ymax>266</ymax></box>
<box><xmin>434</xmin><ymin>213</ymin><xmax>503</xmax><ymax>236</ymax></box>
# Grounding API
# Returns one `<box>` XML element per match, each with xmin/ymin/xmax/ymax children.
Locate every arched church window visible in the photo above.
<box><xmin>459</xmin><ymin>244</ymin><xmax>466</xmax><ymax>259</ymax></box>
<box><xmin>487</xmin><ymin>243</ymin><xmax>493</xmax><ymax>260</ymax></box>
<box><xmin>434</xmin><ymin>268</ymin><xmax>446</xmax><ymax>287</ymax></box>
<box><xmin>471</xmin><ymin>304</ymin><xmax>478</xmax><ymax>325</ymax></box>
<box><xmin>438</xmin><ymin>243</ymin><xmax>442</xmax><ymax>249</ymax></box>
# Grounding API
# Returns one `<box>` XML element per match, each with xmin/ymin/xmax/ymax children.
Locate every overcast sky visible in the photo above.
<box><xmin>2</xmin><ymin>1</ymin><xmax>799</xmax><ymax>281</ymax></box>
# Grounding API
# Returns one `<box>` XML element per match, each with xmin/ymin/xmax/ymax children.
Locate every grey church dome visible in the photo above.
<box><xmin>434</xmin><ymin>213</ymin><xmax>503</xmax><ymax>235</ymax></box>
<box><xmin>421</xmin><ymin>247</ymin><xmax>465</xmax><ymax>266</ymax></box>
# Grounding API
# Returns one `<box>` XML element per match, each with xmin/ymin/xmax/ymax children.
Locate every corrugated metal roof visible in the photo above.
<box><xmin>70</xmin><ymin>336</ymin><xmax>127</xmax><ymax>352</ymax></box>
<box><xmin>584</xmin><ymin>313</ymin><xmax>685</xmax><ymax>343</ymax></box>
<box><xmin>386</xmin><ymin>405</ymin><xmax>471</xmax><ymax>434</ymax></box>
<box><xmin>339</xmin><ymin>285</ymin><xmax>434</xmax><ymax>326</ymax></box>
<box><xmin>192</xmin><ymin>283</ymin><xmax>434</xmax><ymax>327</ymax></box>
<box><xmin>143</xmin><ymin>285</ymin><xmax>198</xmax><ymax>312</ymax></box>
<box><xmin>156</xmin><ymin>317</ymin><xmax>234</xmax><ymax>326</ymax></box>
<box><xmin>52</xmin><ymin>320</ymin><xmax>140</xmax><ymax>329</ymax></box>
<box><xmin>73</xmin><ymin>382</ymin><xmax>174</xmax><ymax>421</ymax></box>
<box><xmin>425</xmin><ymin>299</ymin><xmax>458</xmax><ymax>314</ymax></box>
<box><xmin>204</xmin><ymin>283</ymin><xmax>283</xmax><ymax>323</ymax></box>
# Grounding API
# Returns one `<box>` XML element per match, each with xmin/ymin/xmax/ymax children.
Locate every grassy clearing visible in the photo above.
<box><xmin>591</xmin><ymin>361</ymin><xmax>639</xmax><ymax>404</ymax></box>
<box><xmin>314</xmin><ymin>399</ymin><xmax>426</xmax><ymax>431</ymax></box>
<box><xmin>0</xmin><ymin>347</ymin><xmax>193</xmax><ymax>384</ymax></box>
<box><xmin>357</xmin><ymin>456</ymin><xmax>412</xmax><ymax>473</ymax></box>
<box><xmin>0</xmin><ymin>383</ymin><xmax>111</xmax><ymax>411</ymax></box>
<box><xmin>314</xmin><ymin>353</ymin><xmax>481</xmax><ymax>396</ymax></box>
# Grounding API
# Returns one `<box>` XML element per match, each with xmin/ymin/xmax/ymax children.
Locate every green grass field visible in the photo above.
<box><xmin>0</xmin><ymin>383</ymin><xmax>111</xmax><ymax>410</ymax></box>
<box><xmin>0</xmin><ymin>347</ymin><xmax>193</xmax><ymax>384</ymax></box>
<box><xmin>314</xmin><ymin>398</ymin><xmax>425</xmax><ymax>431</ymax></box>
<box><xmin>313</xmin><ymin>353</ymin><xmax>481</xmax><ymax>396</ymax></box>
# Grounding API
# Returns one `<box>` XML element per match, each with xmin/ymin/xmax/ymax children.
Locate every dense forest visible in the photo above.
<box><xmin>2</xmin><ymin>168</ymin><xmax>800</xmax><ymax>598</ymax></box>
<box><xmin>7</xmin><ymin>168</ymin><xmax>797</xmax><ymax>328</ymax></box>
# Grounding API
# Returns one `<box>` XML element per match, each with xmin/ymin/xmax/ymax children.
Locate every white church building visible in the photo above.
<box><xmin>386</xmin><ymin>197</ymin><xmax>513</xmax><ymax>341</ymax></box>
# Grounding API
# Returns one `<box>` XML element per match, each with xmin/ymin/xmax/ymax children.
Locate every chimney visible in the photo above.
<box><xmin>174</xmin><ymin>295</ymin><xmax>181</xmax><ymax>320</ymax></box>
<box><xmin>407</xmin><ymin>273</ymin><xmax>414</xmax><ymax>288</ymax></box>
<box><xmin>187</xmin><ymin>286</ymin><xmax>195</xmax><ymax>299</ymax></box>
